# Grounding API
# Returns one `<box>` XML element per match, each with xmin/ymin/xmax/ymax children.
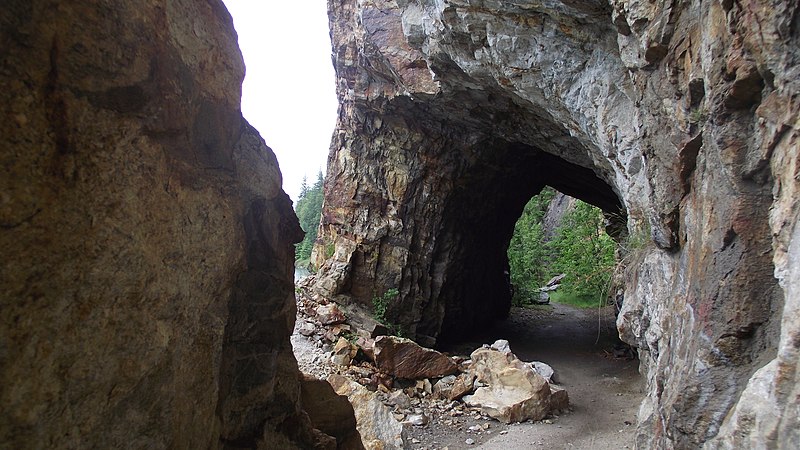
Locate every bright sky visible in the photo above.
<box><xmin>222</xmin><ymin>1</ymin><xmax>338</xmax><ymax>202</ymax></box>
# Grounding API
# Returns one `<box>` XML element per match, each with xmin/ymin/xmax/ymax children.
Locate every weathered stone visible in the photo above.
<box><xmin>373</xmin><ymin>336</ymin><xmax>458</xmax><ymax>379</ymax></box>
<box><xmin>315</xmin><ymin>0</ymin><xmax>799</xmax><ymax>447</ymax></box>
<box><xmin>332</xmin><ymin>337</ymin><xmax>357</xmax><ymax>367</ymax></box>
<box><xmin>298</xmin><ymin>321</ymin><xmax>317</xmax><ymax>337</ymax></box>
<box><xmin>329</xmin><ymin>375</ymin><xmax>406</xmax><ymax>450</ymax></box>
<box><xmin>463</xmin><ymin>348</ymin><xmax>553</xmax><ymax>423</ymax></box>
<box><xmin>490</xmin><ymin>339</ymin><xmax>512</xmax><ymax>354</ymax></box>
<box><xmin>317</xmin><ymin>303</ymin><xmax>347</xmax><ymax>325</ymax></box>
<box><xmin>450</xmin><ymin>372</ymin><xmax>478</xmax><ymax>401</ymax></box>
<box><xmin>0</xmin><ymin>1</ymin><xmax>350</xmax><ymax>448</ymax></box>
<box><xmin>530</xmin><ymin>361</ymin><xmax>556</xmax><ymax>383</ymax></box>
<box><xmin>432</xmin><ymin>375</ymin><xmax>457</xmax><ymax>400</ymax></box>
<box><xmin>405</xmin><ymin>413</ymin><xmax>429</xmax><ymax>427</ymax></box>
<box><xmin>548</xmin><ymin>384</ymin><xmax>570</xmax><ymax>413</ymax></box>
<box><xmin>386</xmin><ymin>390</ymin><xmax>412</xmax><ymax>409</ymax></box>
<box><xmin>300</xmin><ymin>375</ymin><xmax>364</xmax><ymax>449</ymax></box>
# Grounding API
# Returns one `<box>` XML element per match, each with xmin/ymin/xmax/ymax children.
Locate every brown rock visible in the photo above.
<box><xmin>317</xmin><ymin>303</ymin><xmax>347</xmax><ymax>325</ymax></box>
<box><xmin>301</xmin><ymin>374</ymin><xmax>364</xmax><ymax>449</ymax></box>
<box><xmin>373</xmin><ymin>336</ymin><xmax>458</xmax><ymax>380</ymax></box>
<box><xmin>0</xmin><ymin>1</ymin><xmax>331</xmax><ymax>448</ymax></box>
<box><xmin>333</xmin><ymin>337</ymin><xmax>358</xmax><ymax>367</ymax></box>
<box><xmin>315</xmin><ymin>0</ymin><xmax>798</xmax><ymax>447</ymax></box>
<box><xmin>449</xmin><ymin>372</ymin><xmax>477</xmax><ymax>401</ymax></box>
<box><xmin>548</xmin><ymin>384</ymin><xmax>570</xmax><ymax>413</ymax></box>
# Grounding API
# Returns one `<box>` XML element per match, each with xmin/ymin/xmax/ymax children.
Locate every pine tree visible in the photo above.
<box><xmin>294</xmin><ymin>171</ymin><xmax>325</xmax><ymax>263</ymax></box>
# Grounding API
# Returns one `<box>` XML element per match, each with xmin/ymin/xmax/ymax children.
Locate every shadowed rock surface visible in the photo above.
<box><xmin>313</xmin><ymin>0</ymin><xmax>799</xmax><ymax>447</ymax></box>
<box><xmin>0</xmin><ymin>1</ymin><xmax>356</xmax><ymax>448</ymax></box>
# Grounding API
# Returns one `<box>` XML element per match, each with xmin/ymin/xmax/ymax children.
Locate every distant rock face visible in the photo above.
<box><xmin>0</xmin><ymin>1</ymin><xmax>350</xmax><ymax>448</ymax></box>
<box><xmin>317</xmin><ymin>0</ymin><xmax>799</xmax><ymax>447</ymax></box>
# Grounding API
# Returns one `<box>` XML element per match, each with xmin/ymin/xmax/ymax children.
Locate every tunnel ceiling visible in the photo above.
<box><xmin>313</xmin><ymin>0</ymin><xmax>800</xmax><ymax>448</ymax></box>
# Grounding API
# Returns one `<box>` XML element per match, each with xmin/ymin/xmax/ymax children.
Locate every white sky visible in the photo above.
<box><xmin>222</xmin><ymin>1</ymin><xmax>338</xmax><ymax>202</ymax></box>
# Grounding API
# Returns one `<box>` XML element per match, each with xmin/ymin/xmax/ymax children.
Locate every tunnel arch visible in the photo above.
<box><xmin>419</xmin><ymin>140</ymin><xmax>625</xmax><ymax>343</ymax></box>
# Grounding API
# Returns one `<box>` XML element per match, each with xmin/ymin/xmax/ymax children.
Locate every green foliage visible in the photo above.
<box><xmin>372</xmin><ymin>288</ymin><xmax>398</xmax><ymax>324</ymax></box>
<box><xmin>372</xmin><ymin>288</ymin><xmax>406</xmax><ymax>336</ymax></box>
<box><xmin>548</xmin><ymin>291</ymin><xmax>605</xmax><ymax>309</ymax></box>
<box><xmin>295</xmin><ymin>171</ymin><xmax>324</xmax><ymax>262</ymax></box>
<box><xmin>507</xmin><ymin>190</ymin><xmax>616</xmax><ymax>307</ymax></box>
<box><xmin>548</xmin><ymin>200</ymin><xmax>616</xmax><ymax>300</ymax></box>
<box><xmin>549</xmin><ymin>201</ymin><xmax>616</xmax><ymax>297</ymax></box>
<box><xmin>507</xmin><ymin>188</ymin><xmax>555</xmax><ymax>305</ymax></box>
<box><xmin>689</xmin><ymin>107</ymin><xmax>707</xmax><ymax>124</ymax></box>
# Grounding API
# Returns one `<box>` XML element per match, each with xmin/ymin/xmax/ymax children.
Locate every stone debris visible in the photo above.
<box><xmin>316</xmin><ymin>303</ymin><xmax>347</xmax><ymax>325</ymax></box>
<box><xmin>293</xmin><ymin>288</ymin><xmax>568</xmax><ymax>446</ymax></box>
<box><xmin>374</xmin><ymin>335</ymin><xmax>458</xmax><ymax>380</ymax></box>
<box><xmin>332</xmin><ymin>337</ymin><xmax>358</xmax><ymax>366</ymax></box>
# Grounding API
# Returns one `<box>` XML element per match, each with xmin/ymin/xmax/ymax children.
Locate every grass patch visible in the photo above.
<box><xmin>549</xmin><ymin>291</ymin><xmax>604</xmax><ymax>309</ymax></box>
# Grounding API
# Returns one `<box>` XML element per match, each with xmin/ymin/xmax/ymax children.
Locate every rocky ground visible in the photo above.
<box><xmin>292</xmin><ymin>284</ymin><xmax>642</xmax><ymax>450</ymax></box>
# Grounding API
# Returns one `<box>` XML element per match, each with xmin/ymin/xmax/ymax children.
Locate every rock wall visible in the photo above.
<box><xmin>0</xmin><ymin>1</ymin><xmax>346</xmax><ymax>448</ymax></box>
<box><xmin>315</xmin><ymin>0</ymin><xmax>799</xmax><ymax>447</ymax></box>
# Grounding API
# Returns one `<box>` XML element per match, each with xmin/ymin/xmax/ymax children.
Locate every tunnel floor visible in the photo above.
<box><xmin>429</xmin><ymin>303</ymin><xmax>644</xmax><ymax>449</ymax></box>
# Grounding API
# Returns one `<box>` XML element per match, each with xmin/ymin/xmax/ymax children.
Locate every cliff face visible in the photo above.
<box><xmin>316</xmin><ymin>0</ymin><xmax>799</xmax><ymax>447</ymax></box>
<box><xmin>0</xmin><ymin>1</ymin><xmax>341</xmax><ymax>448</ymax></box>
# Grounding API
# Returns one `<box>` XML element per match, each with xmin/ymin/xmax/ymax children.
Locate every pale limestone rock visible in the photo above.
<box><xmin>463</xmin><ymin>348</ymin><xmax>552</xmax><ymax>423</ymax></box>
<box><xmin>329</xmin><ymin>375</ymin><xmax>406</xmax><ymax>450</ymax></box>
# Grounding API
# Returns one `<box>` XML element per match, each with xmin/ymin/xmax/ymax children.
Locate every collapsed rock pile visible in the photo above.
<box><xmin>293</xmin><ymin>288</ymin><xmax>569</xmax><ymax>448</ymax></box>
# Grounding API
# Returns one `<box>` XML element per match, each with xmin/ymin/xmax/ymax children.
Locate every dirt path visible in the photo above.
<box><xmin>413</xmin><ymin>303</ymin><xmax>643</xmax><ymax>449</ymax></box>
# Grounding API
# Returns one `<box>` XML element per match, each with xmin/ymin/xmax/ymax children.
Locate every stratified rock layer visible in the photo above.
<box><xmin>0</xmin><ymin>1</ymin><xmax>349</xmax><ymax>448</ymax></box>
<box><xmin>316</xmin><ymin>0</ymin><xmax>799</xmax><ymax>447</ymax></box>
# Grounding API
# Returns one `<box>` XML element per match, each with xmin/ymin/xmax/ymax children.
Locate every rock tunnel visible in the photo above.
<box><xmin>2</xmin><ymin>0</ymin><xmax>799</xmax><ymax>449</ymax></box>
<box><xmin>311</xmin><ymin>0</ymin><xmax>800</xmax><ymax>448</ymax></box>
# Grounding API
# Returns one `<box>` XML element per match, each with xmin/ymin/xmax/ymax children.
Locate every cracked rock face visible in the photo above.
<box><xmin>316</xmin><ymin>0</ymin><xmax>799</xmax><ymax>447</ymax></box>
<box><xmin>1</xmin><ymin>1</ymin><xmax>353</xmax><ymax>448</ymax></box>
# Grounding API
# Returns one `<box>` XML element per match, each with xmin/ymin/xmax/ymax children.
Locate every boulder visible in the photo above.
<box><xmin>386</xmin><ymin>390</ymin><xmax>412</xmax><ymax>409</ymax></box>
<box><xmin>298</xmin><ymin>321</ymin><xmax>317</xmax><ymax>337</ymax></box>
<box><xmin>535</xmin><ymin>292</ymin><xmax>551</xmax><ymax>305</ymax></box>
<box><xmin>462</xmin><ymin>348</ymin><xmax>553</xmax><ymax>423</ymax></box>
<box><xmin>373</xmin><ymin>336</ymin><xmax>458</xmax><ymax>379</ymax></box>
<box><xmin>332</xmin><ymin>337</ymin><xmax>357</xmax><ymax>367</ymax></box>
<box><xmin>317</xmin><ymin>303</ymin><xmax>347</xmax><ymax>325</ymax></box>
<box><xmin>300</xmin><ymin>375</ymin><xmax>364</xmax><ymax>449</ymax></box>
<box><xmin>329</xmin><ymin>375</ymin><xmax>406</xmax><ymax>450</ymax></box>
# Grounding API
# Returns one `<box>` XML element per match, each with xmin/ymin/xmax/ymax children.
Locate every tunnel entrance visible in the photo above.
<box><xmin>428</xmin><ymin>176</ymin><xmax>642</xmax><ymax>448</ymax></box>
<box><xmin>426</xmin><ymin>141</ymin><xmax>627</xmax><ymax>345</ymax></box>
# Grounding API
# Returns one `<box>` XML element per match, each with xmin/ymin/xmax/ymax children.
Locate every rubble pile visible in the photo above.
<box><xmin>293</xmin><ymin>286</ymin><xmax>570</xmax><ymax>448</ymax></box>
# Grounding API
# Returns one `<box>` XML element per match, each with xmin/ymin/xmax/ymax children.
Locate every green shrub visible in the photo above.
<box><xmin>372</xmin><ymin>288</ymin><xmax>403</xmax><ymax>335</ymax></box>
<box><xmin>548</xmin><ymin>200</ymin><xmax>616</xmax><ymax>300</ymax></box>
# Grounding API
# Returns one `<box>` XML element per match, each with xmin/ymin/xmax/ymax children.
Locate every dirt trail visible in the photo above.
<box><xmin>442</xmin><ymin>303</ymin><xmax>643</xmax><ymax>449</ymax></box>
